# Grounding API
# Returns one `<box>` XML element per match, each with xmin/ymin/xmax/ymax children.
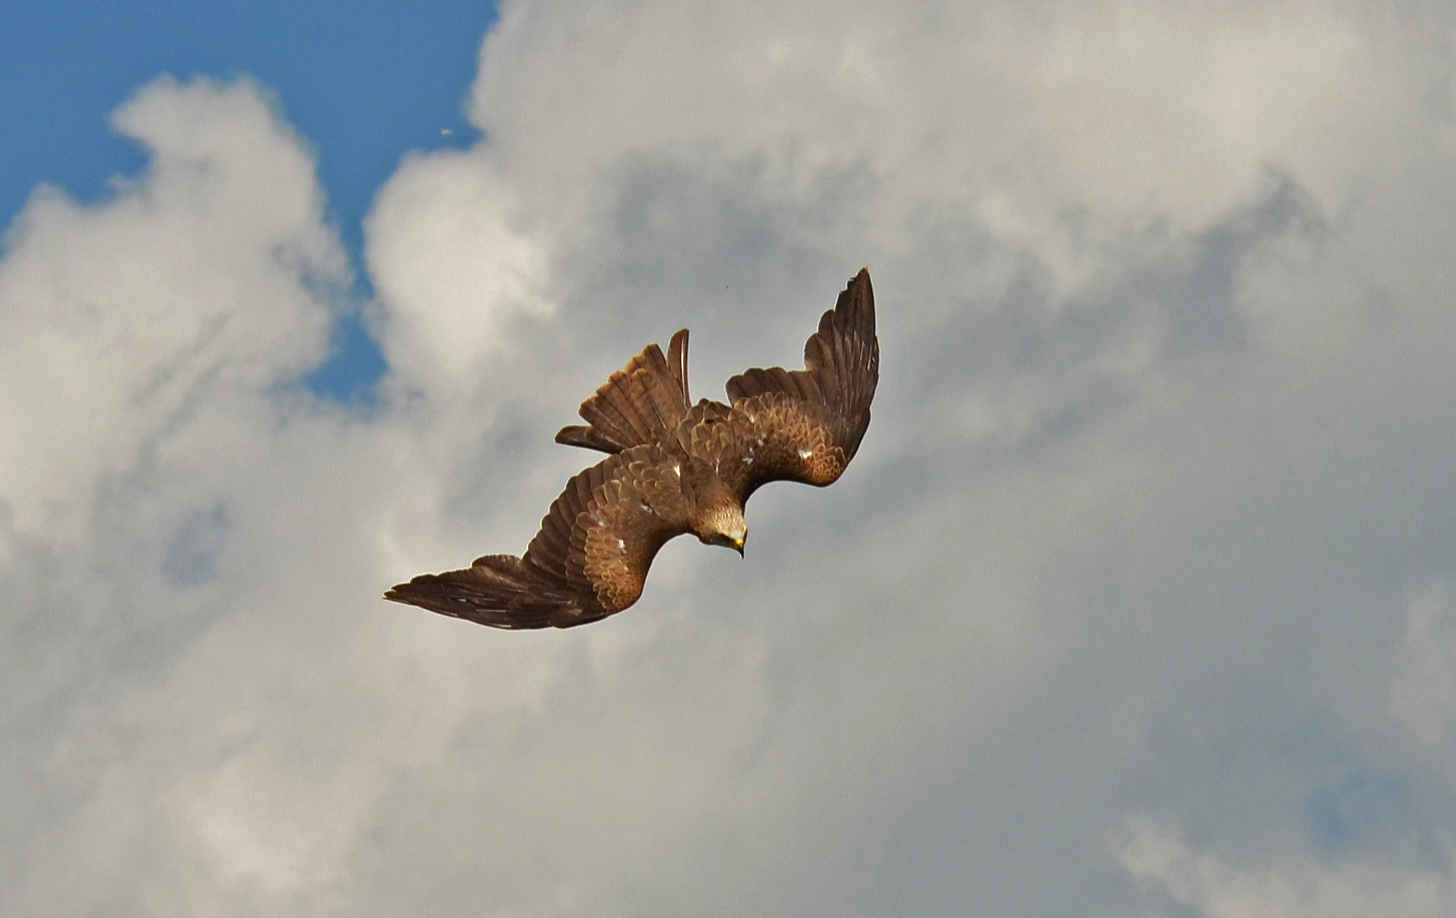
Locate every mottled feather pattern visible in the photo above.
<box><xmin>520</xmin><ymin>445</ymin><xmax>695</xmax><ymax>613</ymax></box>
<box><xmin>725</xmin><ymin>268</ymin><xmax>876</xmax><ymax>436</ymax></box>
<box><xmin>718</xmin><ymin>268</ymin><xmax>876</xmax><ymax>492</ymax></box>
<box><xmin>386</xmin><ymin>270</ymin><xmax>877</xmax><ymax>629</ymax></box>
<box><xmin>577</xmin><ymin>450</ymin><xmax>693</xmax><ymax>610</ymax></box>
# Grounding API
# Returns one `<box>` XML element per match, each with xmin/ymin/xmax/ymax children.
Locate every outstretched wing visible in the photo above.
<box><xmin>555</xmin><ymin>330</ymin><xmax>692</xmax><ymax>454</ymax></box>
<box><xmin>385</xmin><ymin>446</ymin><xmax>694</xmax><ymax>629</ymax></box>
<box><xmin>715</xmin><ymin>268</ymin><xmax>878</xmax><ymax>497</ymax></box>
<box><xmin>383</xmin><ymin>553</ymin><xmax>590</xmax><ymax>630</ymax></box>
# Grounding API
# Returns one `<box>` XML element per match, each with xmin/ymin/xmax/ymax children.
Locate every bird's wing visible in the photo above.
<box><xmin>712</xmin><ymin>268</ymin><xmax>878</xmax><ymax>497</ymax></box>
<box><xmin>383</xmin><ymin>553</ymin><xmax>591</xmax><ymax>630</ymax></box>
<box><xmin>555</xmin><ymin>330</ymin><xmax>692</xmax><ymax>454</ymax></box>
<box><xmin>385</xmin><ymin>446</ymin><xmax>693</xmax><ymax>629</ymax></box>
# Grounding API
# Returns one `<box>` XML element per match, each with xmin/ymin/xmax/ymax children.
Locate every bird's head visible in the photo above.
<box><xmin>696</xmin><ymin>504</ymin><xmax>747</xmax><ymax>556</ymax></box>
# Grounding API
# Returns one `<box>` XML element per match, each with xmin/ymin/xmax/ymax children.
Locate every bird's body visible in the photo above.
<box><xmin>386</xmin><ymin>268</ymin><xmax>879</xmax><ymax>628</ymax></box>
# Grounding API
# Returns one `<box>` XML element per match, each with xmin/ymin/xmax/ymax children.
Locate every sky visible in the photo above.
<box><xmin>0</xmin><ymin>0</ymin><xmax>495</xmax><ymax>402</ymax></box>
<box><xmin>3</xmin><ymin>1</ymin><xmax>1456</xmax><ymax>916</ymax></box>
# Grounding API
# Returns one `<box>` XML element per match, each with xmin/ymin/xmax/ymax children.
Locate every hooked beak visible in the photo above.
<box><xmin>732</xmin><ymin>534</ymin><xmax>746</xmax><ymax>557</ymax></box>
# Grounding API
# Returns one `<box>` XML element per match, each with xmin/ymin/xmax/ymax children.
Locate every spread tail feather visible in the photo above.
<box><xmin>555</xmin><ymin>329</ymin><xmax>692</xmax><ymax>454</ymax></box>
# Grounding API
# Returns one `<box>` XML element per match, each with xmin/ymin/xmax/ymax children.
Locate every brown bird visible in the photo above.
<box><xmin>385</xmin><ymin>268</ymin><xmax>879</xmax><ymax>629</ymax></box>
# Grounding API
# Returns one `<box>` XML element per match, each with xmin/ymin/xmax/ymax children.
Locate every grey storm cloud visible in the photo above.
<box><xmin>4</xmin><ymin>1</ymin><xmax>1456</xmax><ymax>916</ymax></box>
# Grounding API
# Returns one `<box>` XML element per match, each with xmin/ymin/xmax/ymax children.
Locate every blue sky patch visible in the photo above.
<box><xmin>1305</xmin><ymin>771</ymin><xmax>1414</xmax><ymax>856</ymax></box>
<box><xmin>2</xmin><ymin>0</ymin><xmax>498</xmax><ymax>403</ymax></box>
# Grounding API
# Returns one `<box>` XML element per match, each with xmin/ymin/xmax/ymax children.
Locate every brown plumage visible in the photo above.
<box><xmin>385</xmin><ymin>268</ymin><xmax>879</xmax><ymax>629</ymax></box>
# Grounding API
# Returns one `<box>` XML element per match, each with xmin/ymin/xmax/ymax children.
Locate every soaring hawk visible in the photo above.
<box><xmin>386</xmin><ymin>268</ymin><xmax>879</xmax><ymax>629</ymax></box>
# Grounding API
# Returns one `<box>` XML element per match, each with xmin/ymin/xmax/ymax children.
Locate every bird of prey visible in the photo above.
<box><xmin>385</xmin><ymin>268</ymin><xmax>878</xmax><ymax>629</ymax></box>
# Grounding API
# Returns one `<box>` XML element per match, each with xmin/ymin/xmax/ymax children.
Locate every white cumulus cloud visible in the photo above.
<box><xmin>5</xmin><ymin>1</ymin><xmax>1456</xmax><ymax>915</ymax></box>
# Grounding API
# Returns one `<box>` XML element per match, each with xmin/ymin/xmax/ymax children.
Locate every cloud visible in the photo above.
<box><xmin>1390</xmin><ymin>579</ymin><xmax>1456</xmax><ymax>753</ymax></box>
<box><xmin>5</xmin><ymin>0</ymin><xmax>1456</xmax><ymax>915</ymax></box>
<box><xmin>0</xmin><ymin>76</ymin><xmax>347</xmax><ymax>537</ymax></box>
<box><xmin>1115</xmin><ymin>816</ymin><xmax>1456</xmax><ymax>918</ymax></box>
<box><xmin>366</xmin><ymin>147</ymin><xmax>553</xmax><ymax>396</ymax></box>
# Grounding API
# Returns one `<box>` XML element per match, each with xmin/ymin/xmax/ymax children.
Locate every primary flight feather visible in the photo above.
<box><xmin>385</xmin><ymin>268</ymin><xmax>879</xmax><ymax>629</ymax></box>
